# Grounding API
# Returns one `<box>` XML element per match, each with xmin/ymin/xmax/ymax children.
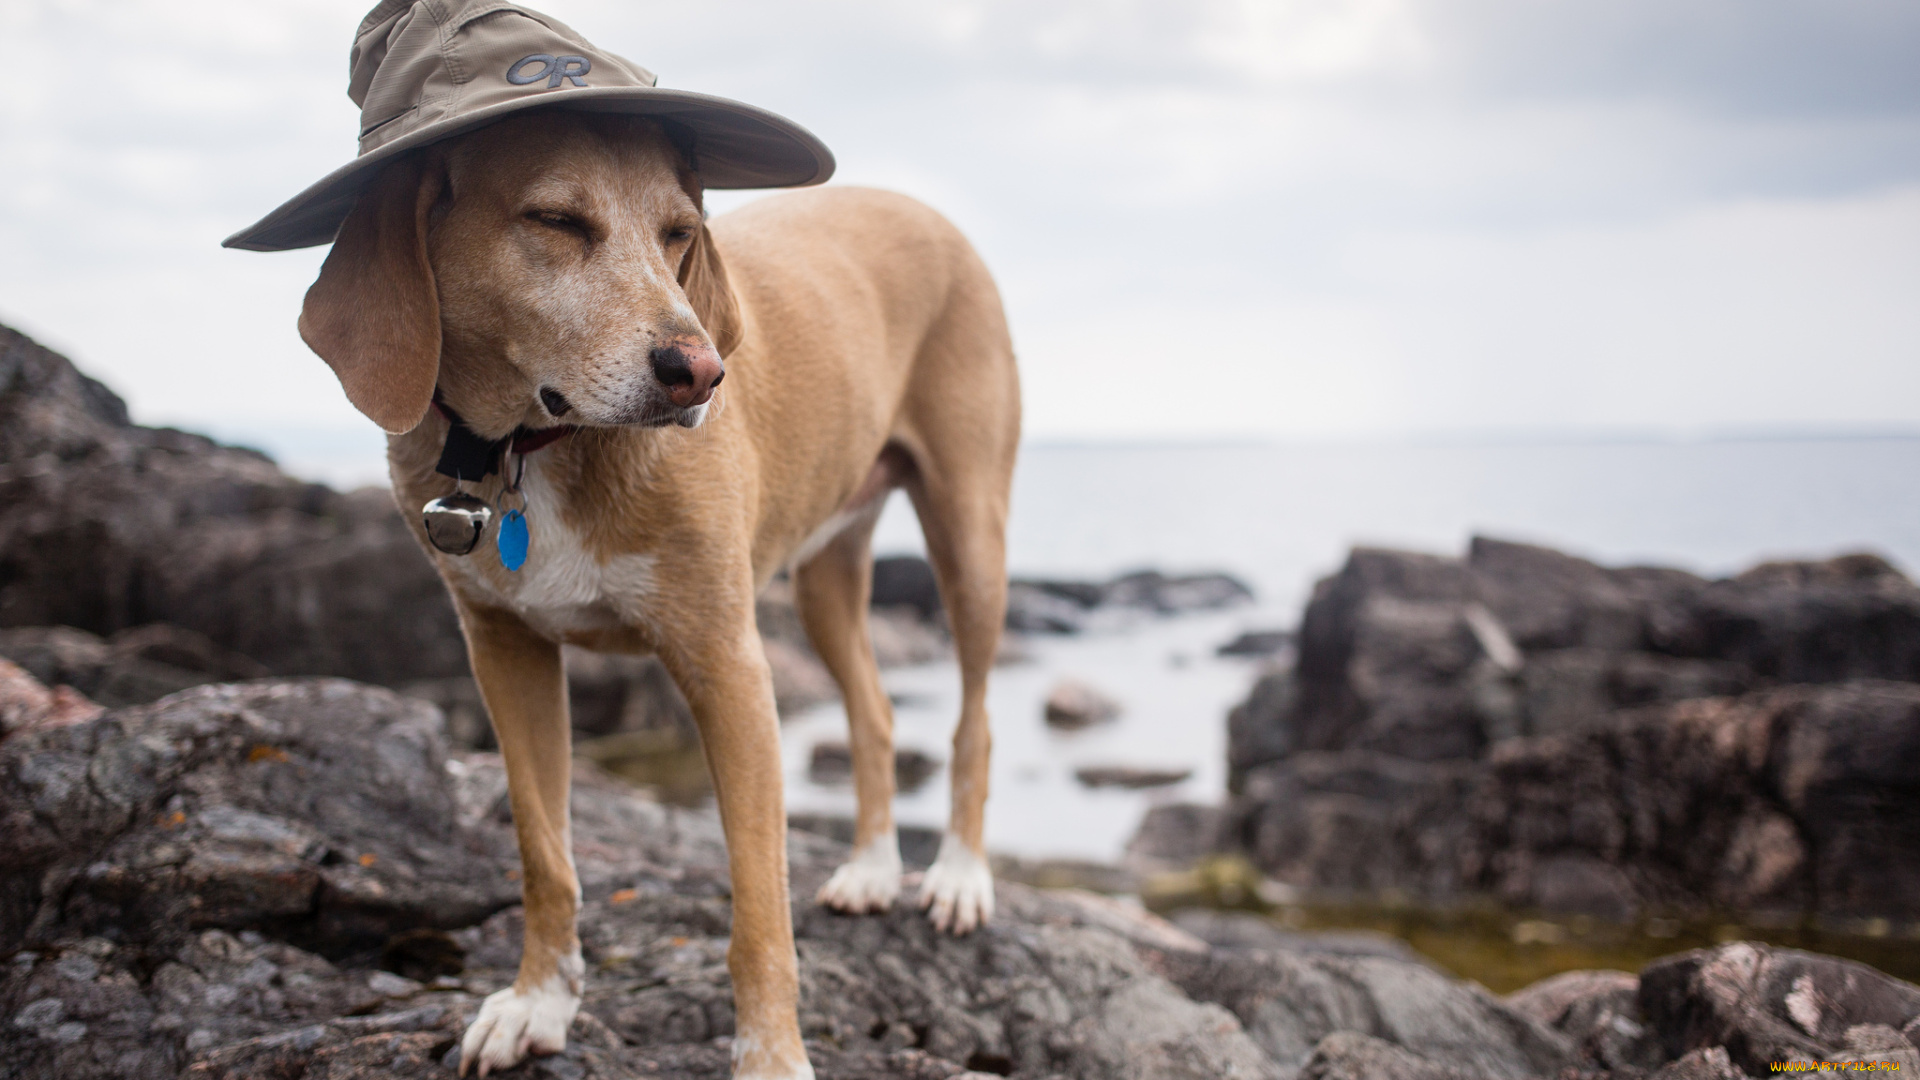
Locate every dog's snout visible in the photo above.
<box><xmin>539</xmin><ymin>387</ymin><xmax>573</xmax><ymax>417</ymax></box>
<box><xmin>650</xmin><ymin>337</ymin><xmax>725</xmax><ymax>409</ymax></box>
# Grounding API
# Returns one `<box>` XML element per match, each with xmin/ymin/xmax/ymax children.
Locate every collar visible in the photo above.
<box><xmin>431</xmin><ymin>392</ymin><xmax>578</xmax><ymax>482</ymax></box>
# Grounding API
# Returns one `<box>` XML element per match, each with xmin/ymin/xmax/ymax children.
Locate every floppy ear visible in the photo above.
<box><xmin>678</xmin><ymin>222</ymin><xmax>742</xmax><ymax>359</ymax></box>
<box><xmin>298</xmin><ymin>155</ymin><xmax>443</xmax><ymax>434</ymax></box>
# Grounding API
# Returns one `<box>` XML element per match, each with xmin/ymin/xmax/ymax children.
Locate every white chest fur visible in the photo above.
<box><xmin>439</xmin><ymin>458</ymin><xmax>656</xmax><ymax>638</ymax></box>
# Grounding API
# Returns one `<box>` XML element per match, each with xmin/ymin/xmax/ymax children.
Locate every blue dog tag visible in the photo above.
<box><xmin>497</xmin><ymin>508</ymin><xmax>529</xmax><ymax>571</ymax></box>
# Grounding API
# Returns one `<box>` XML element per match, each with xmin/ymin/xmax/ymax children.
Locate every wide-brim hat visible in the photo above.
<box><xmin>224</xmin><ymin>0</ymin><xmax>834</xmax><ymax>252</ymax></box>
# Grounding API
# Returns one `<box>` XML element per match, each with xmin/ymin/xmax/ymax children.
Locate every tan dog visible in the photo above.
<box><xmin>298</xmin><ymin>112</ymin><xmax>1018</xmax><ymax>1078</ymax></box>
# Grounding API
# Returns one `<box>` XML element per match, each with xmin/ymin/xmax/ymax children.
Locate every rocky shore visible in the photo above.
<box><xmin>10</xmin><ymin>321</ymin><xmax>1920</xmax><ymax>1078</ymax></box>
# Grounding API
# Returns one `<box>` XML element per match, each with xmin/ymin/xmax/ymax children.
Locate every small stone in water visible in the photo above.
<box><xmin>1044</xmin><ymin>679</ymin><xmax>1121</xmax><ymax>729</ymax></box>
<box><xmin>1075</xmin><ymin>765</ymin><xmax>1193</xmax><ymax>789</ymax></box>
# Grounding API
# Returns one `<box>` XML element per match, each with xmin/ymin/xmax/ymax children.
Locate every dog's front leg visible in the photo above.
<box><xmin>668</xmin><ymin>615</ymin><xmax>814</xmax><ymax>1080</ymax></box>
<box><xmin>455</xmin><ymin>603</ymin><xmax>582</xmax><ymax>1078</ymax></box>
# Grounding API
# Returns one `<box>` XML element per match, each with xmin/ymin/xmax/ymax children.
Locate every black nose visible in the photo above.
<box><xmin>539</xmin><ymin>387</ymin><xmax>572</xmax><ymax>417</ymax></box>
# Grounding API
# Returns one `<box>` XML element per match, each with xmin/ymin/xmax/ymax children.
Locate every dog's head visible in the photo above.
<box><xmin>298</xmin><ymin>113</ymin><xmax>739</xmax><ymax>437</ymax></box>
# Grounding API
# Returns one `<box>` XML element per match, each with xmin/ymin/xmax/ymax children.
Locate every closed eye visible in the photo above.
<box><xmin>526</xmin><ymin>209</ymin><xmax>588</xmax><ymax>235</ymax></box>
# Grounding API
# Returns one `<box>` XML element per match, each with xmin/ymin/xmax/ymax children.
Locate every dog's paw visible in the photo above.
<box><xmin>458</xmin><ymin>972</ymin><xmax>580</xmax><ymax>1077</ymax></box>
<box><xmin>918</xmin><ymin>832</ymin><xmax>995</xmax><ymax>935</ymax></box>
<box><xmin>817</xmin><ymin>830</ymin><xmax>903</xmax><ymax>914</ymax></box>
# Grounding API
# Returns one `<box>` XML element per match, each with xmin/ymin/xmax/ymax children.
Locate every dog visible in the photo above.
<box><xmin>296</xmin><ymin>110</ymin><xmax>1018</xmax><ymax>1078</ymax></box>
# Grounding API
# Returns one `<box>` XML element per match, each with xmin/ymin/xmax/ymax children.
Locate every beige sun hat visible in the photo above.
<box><xmin>224</xmin><ymin>0</ymin><xmax>834</xmax><ymax>252</ymax></box>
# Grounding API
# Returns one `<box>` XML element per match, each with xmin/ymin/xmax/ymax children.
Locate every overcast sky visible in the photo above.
<box><xmin>2</xmin><ymin>0</ymin><xmax>1917</xmax><ymax>482</ymax></box>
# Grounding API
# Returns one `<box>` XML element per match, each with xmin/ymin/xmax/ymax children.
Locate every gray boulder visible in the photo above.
<box><xmin>0</xmin><ymin>680</ymin><xmax>521</xmax><ymax>959</ymax></box>
<box><xmin>1229</xmin><ymin>538</ymin><xmax>1920</xmax><ymax>788</ymax></box>
<box><xmin>1639</xmin><ymin>942</ymin><xmax>1920</xmax><ymax>1077</ymax></box>
<box><xmin>1222</xmin><ymin>681</ymin><xmax>1920</xmax><ymax>924</ymax></box>
<box><xmin>1506</xmin><ymin>969</ymin><xmax>1660</xmax><ymax>1072</ymax></box>
<box><xmin>1</xmin><ymin>324</ymin><xmax>466</xmax><ymax>685</ymax></box>
<box><xmin>1008</xmin><ymin>569</ymin><xmax>1254</xmax><ymax>634</ymax></box>
<box><xmin>0</xmin><ymin>676</ymin><xmax>1286</xmax><ymax>1079</ymax></box>
<box><xmin>1157</xmin><ymin>946</ymin><xmax>1572</xmax><ymax>1079</ymax></box>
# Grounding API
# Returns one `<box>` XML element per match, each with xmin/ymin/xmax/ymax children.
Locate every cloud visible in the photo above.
<box><xmin>0</xmin><ymin>0</ymin><xmax>1915</xmax><ymax>481</ymax></box>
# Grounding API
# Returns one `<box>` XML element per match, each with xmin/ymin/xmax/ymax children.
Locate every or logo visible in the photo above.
<box><xmin>507</xmin><ymin>54</ymin><xmax>591</xmax><ymax>88</ymax></box>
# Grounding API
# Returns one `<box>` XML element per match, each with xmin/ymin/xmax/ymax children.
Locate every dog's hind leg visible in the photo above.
<box><xmin>896</xmin><ymin>259</ymin><xmax>1019</xmax><ymax>935</ymax></box>
<box><xmin>795</xmin><ymin>500</ymin><xmax>904</xmax><ymax>913</ymax></box>
<box><xmin>908</xmin><ymin>468</ymin><xmax>1011</xmax><ymax>934</ymax></box>
<box><xmin>901</xmin><ymin>449</ymin><xmax>1016</xmax><ymax>934</ymax></box>
<box><xmin>455</xmin><ymin>604</ymin><xmax>581</xmax><ymax>1077</ymax></box>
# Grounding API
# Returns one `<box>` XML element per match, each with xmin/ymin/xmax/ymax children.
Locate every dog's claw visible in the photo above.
<box><xmin>917</xmin><ymin>832</ymin><xmax>994</xmax><ymax>935</ymax></box>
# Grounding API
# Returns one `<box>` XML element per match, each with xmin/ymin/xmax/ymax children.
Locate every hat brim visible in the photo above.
<box><xmin>223</xmin><ymin>86</ymin><xmax>835</xmax><ymax>252</ymax></box>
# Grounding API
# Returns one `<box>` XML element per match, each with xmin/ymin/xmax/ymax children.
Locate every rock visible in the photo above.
<box><xmin>1045</xmin><ymin>678</ymin><xmax>1122</xmax><ymax>729</ymax></box>
<box><xmin>1</xmin><ymin>325</ymin><xmax>465</xmax><ymax>684</ymax></box>
<box><xmin>0</xmin><ymin>680</ymin><xmax>521</xmax><ymax>958</ymax></box>
<box><xmin>1505</xmin><ymin>969</ymin><xmax>1659</xmax><ymax>1072</ymax></box>
<box><xmin>1639</xmin><ymin>942</ymin><xmax>1920</xmax><ymax>1077</ymax></box>
<box><xmin>1297</xmin><ymin>1031</ymin><xmax>1473</xmax><ymax>1080</ymax></box>
<box><xmin>1127</xmin><ymin>803</ymin><xmax>1228</xmax><ymax>874</ymax></box>
<box><xmin>1103</xmin><ymin>570</ymin><xmax>1254</xmax><ymax>613</ymax></box>
<box><xmin>1693</xmin><ymin>553</ymin><xmax>1920</xmax><ymax>683</ymax></box>
<box><xmin>1166</xmin><ymin>910</ymin><xmax>1430</xmax><ymax>966</ymax></box>
<box><xmin>867</xmin><ymin>606</ymin><xmax>951</xmax><ymax>667</ymax></box>
<box><xmin>0</xmin><ymin>676</ymin><xmax>1307</xmax><ymax>1078</ymax></box>
<box><xmin>1225</xmin><ymin>681</ymin><xmax>1920</xmax><ymax>923</ymax></box>
<box><xmin>1519</xmin><ymin>647</ymin><xmax>1751</xmax><ymax>740</ymax></box>
<box><xmin>1156</xmin><ymin>946</ymin><xmax>1574</xmax><ymax>1079</ymax></box>
<box><xmin>0</xmin><ymin>657</ymin><xmax>104</xmax><ymax>738</ymax></box>
<box><xmin>990</xmin><ymin>855</ymin><xmax>1141</xmax><ymax>896</ymax></box>
<box><xmin>1228</xmin><ymin>537</ymin><xmax>1920</xmax><ymax>786</ymax></box>
<box><xmin>561</xmin><ymin>646</ymin><xmax>696</xmax><ymax>739</ymax></box>
<box><xmin>1006</xmin><ymin>581</ymin><xmax>1093</xmax><ymax>634</ymax></box>
<box><xmin>763</xmin><ymin>637</ymin><xmax>841</xmax><ymax>715</ymax></box>
<box><xmin>0</xmin><ymin>624</ymin><xmax>270</xmax><ymax>710</ymax></box>
<box><xmin>871</xmin><ymin>555</ymin><xmax>943</xmax><ymax>621</ymax></box>
<box><xmin>1648</xmin><ymin>1045</ymin><xmax>1746</xmax><ymax>1079</ymax></box>
<box><xmin>1006</xmin><ymin>570</ymin><xmax>1255</xmax><ymax>635</ymax></box>
<box><xmin>1228</xmin><ymin>667</ymin><xmax>1298</xmax><ymax>791</ymax></box>
<box><xmin>806</xmin><ymin>740</ymin><xmax>942</xmax><ymax>792</ymax></box>
<box><xmin>1267</xmin><ymin>548</ymin><xmax>1520</xmax><ymax>767</ymax></box>
<box><xmin>1229</xmin><ymin>750</ymin><xmax>1479</xmax><ymax>900</ymax></box>
<box><xmin>1075</xmin><ymin>765</ymin><xmax>1193</xmax><ymax>789</ymax></box>
<box><xmin>1474</xmin><ymin>682</ymin><xmax>1920</xmax><ymax>922</ymax></box>
<box><xmin>1221</xmin><ymin>531</ymin><xmax>1920</xmax><ymax>924</ymax></box>
<box><xmin>788</xmin><ymin>813</ymin><xmax>945</xmax><ymax>867</ymax></box>
<box><xmin>1217</xmin><ymin>630</ymin><xmax>1294</xmax><ymax>659</ymax></box>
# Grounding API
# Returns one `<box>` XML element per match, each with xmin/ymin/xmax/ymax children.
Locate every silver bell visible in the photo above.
<box><xmin>422</xmin><ymin>493</ymin><xmax>493</xmax><ymax>556</ymax></box>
